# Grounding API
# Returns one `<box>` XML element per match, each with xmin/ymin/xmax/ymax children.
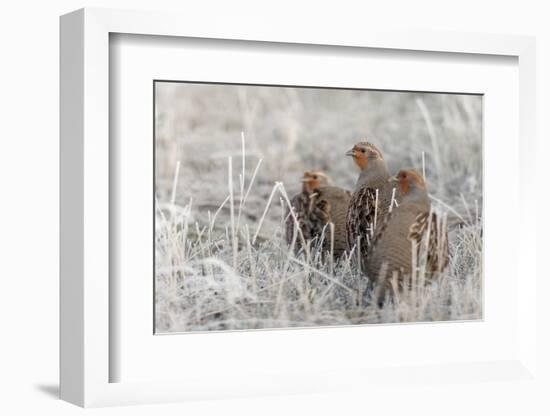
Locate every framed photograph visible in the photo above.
<box><xmin>60</xmin><ymin>8</ymin><xmax>537</xmax><ymax>407</ymax></box>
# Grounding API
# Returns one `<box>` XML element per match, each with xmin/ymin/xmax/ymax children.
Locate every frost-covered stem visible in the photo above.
<box><xmin>416</xmin><ymin>98</ymin><xmax>442</xmax><ymax>175</ymax></box>
<box><xmin>236</xmin><ymin>132</ymin><xmax>247</xmax><ymax>233</ymax></box>
<box><xmin>155</xmin><ymin>195</ymin><xmax>168</xmax><ymax>224</ymax></box>
<box><xmin>422</xmin><ymin>151</ymin><xmax>426</xmax><ymax>181</ymax></box>
<box><xmin>253</xmin><ymin>183</ymin><xmax>279</xmax><ymax>244</ymax></box>
<box><xmin>329</xmin><ymin>222</ymin><xmax>335</xmax><ymax>276</ymax></box>
<box><xmin>420</xmin><ymin>207</ymin><xmax>434</xmax><ymax>281</ymax></box>
<box><xmin>243</xmin><ymin>159</ymin><xmax>263</xmax><ymax>204</ymax></box>
<box><xmin>241</xmin><ymin>131</ymin><xmax>246</xmax><ymax>188</ymax></box>
<box><xmin>389</xmin><ymin>187</ymin><xmax>398</xmax><ymax>213</ymax></box>
<box><xmin>373</xmin><ymin>188</ymin><xmax>379</xmax><ymax>236</ymax></box>
<box><xmin>170</xmin><ymin>160</ymin><xmax>181</xmax><ymax>206</ymax></box>
<box><xmin>244</xmin><ymin>224</ymin><xmax>257</xmax><ymax>293</ymax></box>
<box><xmin>228</xmin><ymin>157</ymin><xmax>237</xmax><ymax>269</ymax></box>
<box><xmin>207</xmin><ymin>210</ymin><xmax>213</xmax><ymax>257</ymax></box>
<box><xmin>356</xmin><ymin>235</ymin><xmax>362</xmax><ymax>276</ymax></box>
<box><xmin>411</xmin><ymin>239</ymin><xmax>418</xmax><ymax>310</ymax></box>
<box><xmin>438</xmin><ymin>212</ymin><xmax>448</xmax><ymax>271</ymax></box>
<box><xmin>475</xmin><ymin>199</ymin><xmax>479</xmax><ymax>227</ymax></box>
<box><xmin>209</xmin><ymin>195</ymin><xmax>231</xmax><ymax>236</ymax></box>
<box><xmin>277</xmin><ymin>182</ymin><xmax>308</xmax><ymax>251</ymax></box>
<box><xmin>180</xmin><ymin>198</ymin><xmax>192</xmax><ymax>263</ymax></box>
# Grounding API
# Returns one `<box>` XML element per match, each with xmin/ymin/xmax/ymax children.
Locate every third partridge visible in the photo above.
<box><xmin>286</xmin><ymin>171</ymin><xmax>351</xmax><ymax>259</ymax></box>
<box><xmin>366</xmin><ymin>169</ymin><xmax>449</xmax><ymax>304</ymax></box>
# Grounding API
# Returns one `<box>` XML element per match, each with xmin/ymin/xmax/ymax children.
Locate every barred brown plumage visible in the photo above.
<box><xmin>366</xmin><ymin>169</ymin><xmax>449</xmax><ymax>306</ymax></box>
<box><xmin>285</xmin><ymin>171</ymin><xmax>351</xmax><ymax>259</ymax></box>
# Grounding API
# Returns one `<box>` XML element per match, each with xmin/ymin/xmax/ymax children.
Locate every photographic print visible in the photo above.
<box><xmin>154</xmin><ymin>81</ymin><xmax>482</xmax><ymax>333</ymax></box>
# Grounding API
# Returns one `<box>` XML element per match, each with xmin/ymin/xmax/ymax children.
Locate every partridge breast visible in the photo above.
<box><xmin>286</xmin><ymin>186</ymin><xmax>351</xmax><ymax>259</ymax></box>
<box><xmin>346</xmin><ymin>179</ymin><xmax>394</xmax><ymax>254</ymax></box>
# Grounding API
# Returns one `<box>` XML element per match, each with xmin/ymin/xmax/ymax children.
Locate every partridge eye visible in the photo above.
<box><xmin>313</xmin><ymin>175</ymin><xmax>318</xmax><ymax>179</ymax></box>
<box><xmin>361</xmin><ymin>149</ymin><xmax>366</xmax><ymax>153</ymax></box>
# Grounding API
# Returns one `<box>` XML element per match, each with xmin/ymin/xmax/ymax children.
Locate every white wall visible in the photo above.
<box><xmin>1</xmin><ymin>1</ymin><xmax>548</xmax><ymax>414</ymax></box>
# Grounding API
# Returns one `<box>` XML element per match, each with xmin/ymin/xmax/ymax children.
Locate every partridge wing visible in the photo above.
<box><xmin>428</xmin><ymin>212</ymin><xmax>449</xmax><ymax>272</ymax></box>
<box><xmin>408</xmin><ymin>211</ymin><xmax>449</xmax><ymax>273</ymax></box>
<box><xmin>367</xmin><ymin>208</ymin><xmax>394</xmax><ymax>256</ymax></box>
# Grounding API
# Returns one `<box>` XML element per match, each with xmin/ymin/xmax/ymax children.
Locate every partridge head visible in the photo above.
<box><xmin>346</xmin><ymin>142</ymin><xmax>385</xmax><ymax>171</ymax></box>
<box><xmin>301</xmin><ymin>170</ymin><xmax>330</xmax><ymax>193</ymax></box>
<box><xmin>390</xmin><ymin>169</ymin><xmax>429</xmax><ymax>205</ymax></box>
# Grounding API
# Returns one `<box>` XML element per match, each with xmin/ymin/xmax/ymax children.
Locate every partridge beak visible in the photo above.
<box><xmin>388</xmin><ymin>176</ymin><xmax>398</xmax><ymax>183</ymax></box>
<box><xmin>345</xmin><ymin>149</ymin><xmax>355</xmax><ymax>157</ymax></box>
<box><xmin>300</xmin><ymin>177</ymin><xmax>310</xmax><ymax>183</ymax></box>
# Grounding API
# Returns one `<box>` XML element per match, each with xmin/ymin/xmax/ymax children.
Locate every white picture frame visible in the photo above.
<box><xmin>60</xmin><ymin>8</ymin><xmax>537</xmax><ymax>407</ymax></box>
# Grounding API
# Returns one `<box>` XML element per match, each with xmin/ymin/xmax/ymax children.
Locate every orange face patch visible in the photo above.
<box><xmin>352</xmin><ymin>145</ymin><xmax>369</xmax><ymax>170</ymax></box>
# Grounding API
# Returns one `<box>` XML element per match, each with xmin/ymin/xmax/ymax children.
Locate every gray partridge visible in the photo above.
<box><xmin>366</xmin><ymin>169</ymin><xmax>449</xmax><ymax>304</ymax></box>
<box><xmin>285</xmin><ymin>171</ymin><xmax>351</xmax><ymax>259</ymax></box>
<box><xmin>345</xmin><ymin>142</ymin><xmax>394</xmax><ymax>258</ymax></box>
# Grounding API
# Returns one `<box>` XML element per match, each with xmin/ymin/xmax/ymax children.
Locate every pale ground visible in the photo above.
<box><xmin>154</xmin><ymin>82</ymin><xmax>483</xmax><ymax>333</ymax></box>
